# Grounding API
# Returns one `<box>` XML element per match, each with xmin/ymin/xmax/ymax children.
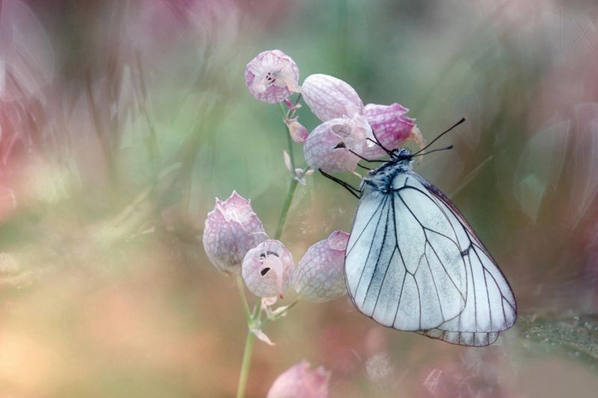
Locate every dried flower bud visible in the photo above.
<box><xmin>302</xmin><ymin>74</ymin><xmax>364</xmax><ymax>121</ymax></box>
<box><xmin>242</xmin><ymin>239</ymin><xmax>294</xmax><ymax>298</ymax></box>
<box><xmin>362</xmin><ymin>103</ymin><xmax>417</xmax><ymax>158</ymax></box>
<box><xmin>292</xmin><ymin>230</ymin><xmax>349</xmax><ymax>302</ymax></box>
<box><xmin>267</xmin><ymin>360</ymin><xmax>330</xmax><ymax>398</ymax></box>
<box><xmin>202</xmin><ymin>191</ymin><xmax>267</xmax><ymax>274</ymax></box>
<box><xmin>285</xmin><ymin>118</ymin><xmax>309</xmax><ymax>144</ymax></box>
<box><xmin>245</xmin><ymin>49</ymin><xmax>300</xmax><ymax>103</ymax></box>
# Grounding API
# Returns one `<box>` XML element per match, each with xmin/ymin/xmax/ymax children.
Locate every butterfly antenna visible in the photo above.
<box><xmin>412</xmin><ymin>117</ymin><xmax>466</xmax><ymax>156</ymax></box>
<box><xmin>368</xmin><ymin>129</ymin><xmax>393</xmax><ymax>155</ymax></box>
<box><xmin>411</xmin><ymin>145</ymin><xmax>454</xmax><ymax>157</ymax></box>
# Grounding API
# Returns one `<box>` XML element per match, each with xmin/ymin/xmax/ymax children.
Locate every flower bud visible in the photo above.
<box><xmin>267</xmin><ymin>360</ymin><xmax>330</xmax><ymax>398</ymax></box>
<box><xmin>302</xmin><ymin>74</ymin><xmax>364</xmax><ymax>121</ymax></box>
<box><xmin>242</xmin><ymin>239</ymin><xmax>294</xmax><ymax>298</ymax></box>
<box><xmin>292</xmin><ymin>230</ymin><xmax>349</xmax><ymax>302</ymax></box>
<box><xmin>245</xmin><ymin>49</ymin><xmax>300</xmax><ymax>103</ymax></box>
<box><xmin>362</xmin><ymin>103</ymin><xmax>416</xmax><ymax>158</ymax></box>
<box><xmin>202</xmin><ymin>192</ymin><xmax>267</xmax><ymax>274</ymax></box>
<box><xmin>285</xmin><ymin>118</ymin><xmax>309</xmax><ymax>143</ymax></box>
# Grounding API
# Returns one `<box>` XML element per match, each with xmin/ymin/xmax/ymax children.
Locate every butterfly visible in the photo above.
<box><xmin>320</xmin><ymin>118</ymin><xmax>517</xmax><ymax>346</ymax></box>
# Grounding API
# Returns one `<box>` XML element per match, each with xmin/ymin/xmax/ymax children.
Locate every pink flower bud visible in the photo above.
<box><xmin>202</xmin><ymin>192</ymin><xmax>267</xmax><ymax>274</ymax></box>
<box><xmin>302</xmin><ymin>74</ymin><xmax>364</xmax><ymax>121</ymax></box>
<box><xmin>245</xmin><ymin>49</ymin><xmax>300</xmax><ymax>103</ymax></box>
<box><xmin>285</xmin><ymin>118</ymin><xmax>309</xmax><ymax>143</ymax></box>
<box><xmin>267</xmin><ymin>360</ymin><xmax>330</xmax><ymax>398</ymax></box>
<box><xmin>361</xmin><ymin>103</ymin><xmax>417</xmax><ymax>158</ymax></box>
<box><xmin>303</xmin><ymin>116</ymin><xmax>369</xmax><ymax>173</ymax></box>
<box><xmin>292</xmin><ymin>230</ymin><xmax>349</xmax><ymax>302</ymax></box>
<box><xmin>242</xmin><ymin>239</ymin><xmax>294</xmax><ymax>298</ymax></box>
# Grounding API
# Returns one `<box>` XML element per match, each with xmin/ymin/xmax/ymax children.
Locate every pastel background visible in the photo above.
<box><xmin>1</xmin><ymin>0</ymin><xmax>597</xmax><ymax>396</ymax></box>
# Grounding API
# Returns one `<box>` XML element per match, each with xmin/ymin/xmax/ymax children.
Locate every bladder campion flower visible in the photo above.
<box><xmin>303</xmin><ymin>115</ymin><xmax>371</xmax><ymax>173</ymax></box>
<box><xmin>267</xmin><ymin>360</ymin><xmax>330</xmax><ymax>398</ymax></box>
<box><xmin>245</xmin><ymin>49</ymin><xmax>301</xmax><ymax>103</ymax></box>
<box><xmin>362</xmin><ymin>103</ymin><xmax>422</xmax><ymax>158</ymax></box>
<box><xmin>292</xmin><ymin>230</ymin><xmax>350</xmax><ymax>302</ymax></box>
<box><xmin>302</xmin><ymin>74</ymin><xmax>363</xmax><ymax>121</ymax></box>
<box><xmin>202</xmin><ymin>191</ymin><xmax>267</xmax><ymax>274</ymax></box>
<box><xmin>302</xmin><ymin>73</ymin><xmax>421</xmax><ymax>162</ymax></box>
<box><xmin>242</xmin><ymin>239</ymin><xmax>294</xmax><ymax>299</ymax></box>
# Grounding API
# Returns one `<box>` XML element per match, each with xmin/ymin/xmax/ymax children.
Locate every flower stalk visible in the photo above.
<box><xmin>235</xmin><ymin>96</ymin><xmax>302</xmax><ymax>398</ymax></box>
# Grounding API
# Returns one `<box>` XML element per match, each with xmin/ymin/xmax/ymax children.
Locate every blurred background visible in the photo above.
<box><xmin>1</xmin><ymin>0</ymin><xmax>598</xmax><ymax>396</ymax></box>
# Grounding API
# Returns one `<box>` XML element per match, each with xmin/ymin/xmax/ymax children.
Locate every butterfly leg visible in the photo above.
<box><xmin>318</xmin><ymin>169</ymin><xmax>361</xmax><ymax>199</ymax></box>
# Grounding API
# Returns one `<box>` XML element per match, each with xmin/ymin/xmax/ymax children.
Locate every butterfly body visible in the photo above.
<box><xmin>344</xmin><ymin>149</ymin><xmax>517</xmax><ymax>346</ymax></box>
<box><xmin>361</xmin><ymin>148</ymin><xmax>413</xmax><ymax>193</ymax></box>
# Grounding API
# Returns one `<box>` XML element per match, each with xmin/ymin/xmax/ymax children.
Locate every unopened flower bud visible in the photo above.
<box><xmin>267</xmin><ymin>360</ymin><xmax>330</xmax><ymax>398</ymax></box>
<box><xmin>292</xmin><ymin>231</ymin><xmax>349</xmax><ymax>302</ymax></box>
<box><xmin>202</xmin><ymin>192</ymin><xmax>267</xmax><ymax>273</ymax></box>
<box><xmin>302</xmin><ymin>74</ymin><xmax>363</xmax><ymax>121</ymax></box>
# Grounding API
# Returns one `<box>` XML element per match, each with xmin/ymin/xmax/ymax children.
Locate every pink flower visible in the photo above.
<box><xmin>241</xmin><ymin>239</ymin><xmax>294</xmax><ymax>298</ymax></box>
<box><xmin>285</xmin><ymin>118</ymin><xmax>309</xmax><ymax>144</ymax></box>
<box><xmin>303</xmin><ymin>115</ymin><xmax>371</xmax><ymax>173</ymax></box>
<box><xmin>362</xmin><ymin>103</ymin><xmax>422</xmax><ymax>158</ymax></box>
<box><xmin>302</xmin><ymin>73</ymin><xmax>421</xmax><ymax>161</ymax></box>
<box><xmin>292</xmin><ymin>231</ymin><xmax>349</xmax><ymax>302</ymax></box>
<box><xmin>302</xmin><ymin>74</ymin><xmax>363</xmax><ymax>121</ymax></box>
<box><xmin>267</xmin><ymin>360</ymin><xmax>330</xmax><ymax>398</ymax></box>
<box><xmin>245</xmin><ymin>50</ymin><xmax>301</xmax><ymax>103</ymax></box>
<box><xmin>202</xmin><ymin>191</ymin><xmax>267</xmax><ymax>274</ymax></box>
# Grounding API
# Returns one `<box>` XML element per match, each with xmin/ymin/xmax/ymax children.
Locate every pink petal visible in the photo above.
<box><xmin>242</xmin><ymin>240</ymin><xmax>294</xmax><ymax>298</ymax></box>
<box><xmin>292</xmin><ymin>230</ymin><xmax>349</xmax><ymax>302</ymax></box>
<box><xmin>302</xmin><ymin>74</ymin><xmax>364</xmax><ymax>121</ymax></box>
<box><xmin>202</xmin><ymin>192</ymin><xmax>267</xmax><ymax>273</ymax></box>
<box><xmin>245</xmin><ymin>49</ymin><xmax>300</xmax><ymax>103</ymax></box>
<box><xmin>267</xmin><ymin>360</ymin><xmax>330</xmax><ymax>398</ymax></box>
<box><xmin>303</xmin><ymin>118</ymin><xmax>360</xmax><ymax>173</ymax></box>
<box><xmin>362</xmin><ymin>103</ymin><xmax>416</xmax><ymax>158</ymax></box>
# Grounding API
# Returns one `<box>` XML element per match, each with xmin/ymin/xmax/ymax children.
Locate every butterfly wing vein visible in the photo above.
<box><xmin>345</xmin><ymin>173</ymin><xmax>517</xmax><ymax>346</ymax></box>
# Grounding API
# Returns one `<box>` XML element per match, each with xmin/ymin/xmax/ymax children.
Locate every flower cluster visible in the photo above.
<box><xmin>202</xmin><ymin>191</ymin><xmax>348</xmax><ymax>304</ymax></box>
<box><xmin>244</xmin><ymin>49</ymin><xmax>422</xmax><ymax>173</ymax></box>
<box><xmin>203</xmin><ymin>49</ymin><xmax>422</xmax><ymax>398</ymax></box>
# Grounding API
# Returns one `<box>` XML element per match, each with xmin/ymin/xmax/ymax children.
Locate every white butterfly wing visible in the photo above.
<box><xmin>411</xmin><ymin>172</ymin><xmax>517</xmax><ymax>345</ymax></box>
<box><xmin>345</xmin><ymin>171</ymin><xmax>517</xmax><ymax>346</ymax></box>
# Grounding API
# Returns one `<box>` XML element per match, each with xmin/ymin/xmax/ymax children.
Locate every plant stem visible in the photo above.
<box><xmin>236</xmin><ymin>97</ymin><xmax>302</xmax><ymax>398</ymax></box>
<box><xmin>274</xmin><ymin>178</ymin><xmax>298</xmax><ymax>240</ymax></box>
<box><xmin>236</xmin><ymin>327</ymin><xmax>256</xmax><ymax>398</ymax></box>
<box><xmin>236</xmin><ymin>275</ymin><xmax>251</xmax><ymax>322</ymax></box>
<box><xmin>236</xmin><ymin>301</ymin><xmax>263</xmax><ymax>398</ymax></box>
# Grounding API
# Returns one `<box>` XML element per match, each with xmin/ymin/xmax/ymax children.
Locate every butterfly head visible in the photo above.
<box><xmin>390</xmin><ymin>148</ymin><xmax>413</xmax><ymax>164</ymax></box>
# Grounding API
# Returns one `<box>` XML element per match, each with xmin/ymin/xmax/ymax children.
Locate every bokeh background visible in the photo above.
<box><xmin>1</xmin><ymin>0</ymin><xmax>598</xmax><ymax>396</ymax></box>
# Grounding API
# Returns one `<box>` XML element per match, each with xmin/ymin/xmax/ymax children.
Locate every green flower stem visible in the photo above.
<box><xmin>274</xmin><ymin>178</ymin><xmax>298</xmax><ymax>240</ymax></box>
<box><xmin>236</xmin><ymin>300</ymin><xmax>263</xmax><ymax>398</ymax></box>
<box><xmin>236</xmin><ymin>323</ymin><xmax>256</xmax><ymax>398</ymax></box>
<box><xmin>236</xmin><ymin>275</ymin><xmax>251</xmax><ymax>322</ymax></box>
<box><xmin>235</xmin><ymin>98</ymin><xmax>302</xmax><ymax>398</ymax></box>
